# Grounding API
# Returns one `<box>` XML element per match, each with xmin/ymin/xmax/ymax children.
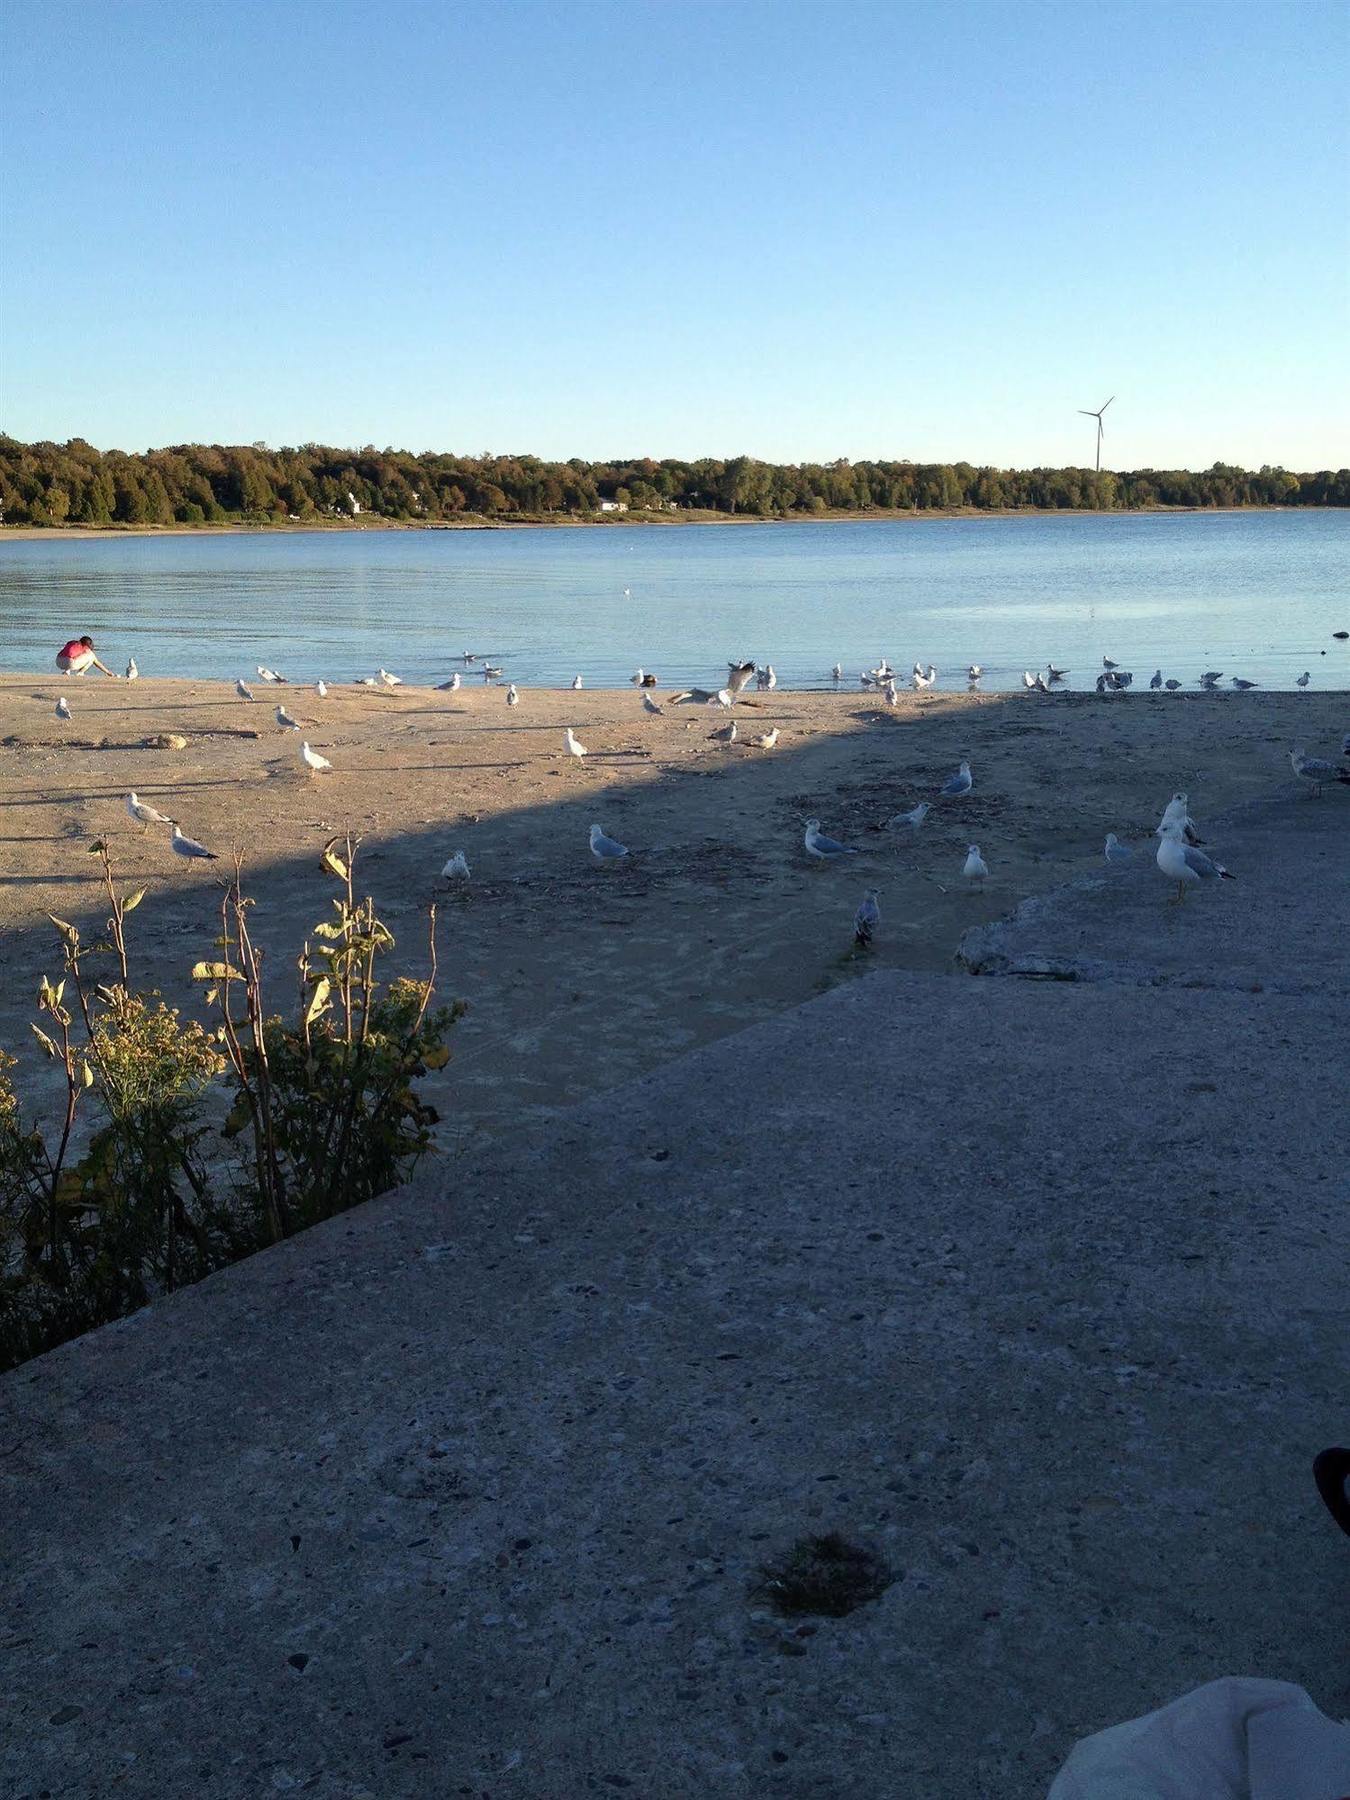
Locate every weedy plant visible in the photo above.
<box><xmin>0</xmin><ymin>835</ymin><xmax>458</xmax><ymax>1372</ymax></box>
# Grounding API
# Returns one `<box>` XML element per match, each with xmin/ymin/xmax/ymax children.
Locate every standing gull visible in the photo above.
<box><xmin>804</xmin><ymin>820</ymin><xmax>857</xmax><ymax>862</ymax></box>
<box><xmin>641</xmin><ymin>690</ymin><xmax>664</xmax><ymax>716</ymax></box>
<box><xmin>831</xmin><ymin>663</ymin><xmax>843</xmax><ymax>681</ymax></box>
<box><xmin>854</xmin><ymin>889</ymin><xmax>881</xmax><ymax>948</ymax></box>
<box><xmin>378</xmin><ymin>668</ymin><xmax>403</xmax><ymax>688</ymax></box>
<box><xmin>1231</xmin><ymin>677</ymin><xmax>1258</xmax><ymax>690</ymax></box>
<box><xmin>589</xmin><ymin>823</ymin><xmax>629</xmax><ymax>863</ymax></box>
<box><xmin>1104</xmin><ymin>833</ymin><xmax>1132</xmax><ymax>866</ymax></box>
<box><xmin>565</xmin><ymin>727</ymin><xmax>588</xmax><ymax>761</ymax></box>
<box><xmin>572</xmin><ymin>675</ymin><xmax>583</xmax><ymax>691</ymax></box>
<box><xmin>748</xmin><ymin>727</ymin><xmax>779</xmax><ymax>749</ymax></box>
<box><xmin>236</xmin><ymin>678</ymin><xmax>255</xmax><ymax>701</ymax></box>
<box><xmin>1296</xmin><ymin>671</ymin><xmax>1311</xmax><ymax>688</ymax></box>
<box><xmin>887</xmin><ymin>801</ymin><xmax>930</xmax><ymax>833</ymax></box>
<box><xmin>1156</xmin><ymin>823</ymin><xmax>1234</xmax><ymax>902</ymax></box>
<box><xmin>708</xmin><ymin>719</ymin><xmax>737</xmax><ymax>745</ymax></box>
<box><xmin>1149</xmin><ymin>670</ymin><xmax>1163</xmax><ymax>690</ymax></box>
<box><xmin>963</xmin><ymin>844</ymin><xmax>989</xmax><ymax>887</ymax></box>
<box><xmin>967</xmin><ymin>664</ymin><xmax>983</xmax><ymax>683</ymax></box>
<box><xmin>55</xmin><ymin>695</ymin><xmax>72</xmax><ymax>721</ymax></box>
<box><xmin>441</xmin><ymin>850</ymin><xmax>470</xmax><ymax>881</ymax></box>
<box><xmin>436</xmin><ymin>672</ymin><xmax>462</xmax><ymax>692</ymax></box>
<box><xmin>1290</xmin><ymin>747</ymin><xmax>1349</xmax><ymax>797</ymax></box>
<box><xmin>171</xmin><ymin>824</ymin><xmax>218</xmax><ymax>862</ymax></box>
<box><xmin>300</xmin><ymin>741</ymin><xmax>332</xmax><ymax>776</ymax></box>
<box><xmin>125</xmin><ymin>657</ymin><xmax>139</xmax><ymax>682</ymax></box>
<box><xmin>127</xmin><ymin>791</ymin><xmax>172</xmax><ymax>833</ymax></box>
<box><xmin>940</xmin><ymin>759</ymin><xmax>973</xmax><ymax>798</ymax></box>
<box><xmin>275</xmin><ymin>704</ymin><xmax>301</xmax><ymax>732</ymax></box>
<box><xmin>506</xmin><ymin>683</ymin><xmax>519</xmax><ymax>707</ymax></box>
<box><xmin>315</xmin><ymin>679</ymin><xmax>328</xmax><ymax>698</ymax></box>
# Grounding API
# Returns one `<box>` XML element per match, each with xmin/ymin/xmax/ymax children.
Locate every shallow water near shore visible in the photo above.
<box><xmin>1</xmin><ymin>509</ymin><xmax>1346</xmax><ymax>691</ymax></box>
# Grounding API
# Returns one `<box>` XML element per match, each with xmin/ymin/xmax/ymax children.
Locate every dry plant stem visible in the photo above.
<box><xmin>96</xmin><ymin>843</ymin><xmax>131</xmax><ymax>988</ymax></box>
<box><xmin>215</xmin><ymin>868</ymin><xmax>287</xmax><ymax>1242</ymax></box>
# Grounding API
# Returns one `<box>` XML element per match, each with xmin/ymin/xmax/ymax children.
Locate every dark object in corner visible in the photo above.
<box><xmin>1314</xmin><ymin>1448</ymin><xmax>1350</xmax><ymax>1539</ymax></box>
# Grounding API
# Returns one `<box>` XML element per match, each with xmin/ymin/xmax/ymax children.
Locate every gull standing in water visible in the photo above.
<box><xmin>1104</xmin><ymin>832</ymin><xmax>1132</xmax><ymax>867</ymax></box>
<box><xmin>641</xmin><ymin>690</ymin><xmax>664</xmax><ymax>716</ymax></box>
<box><xmin>804</xmin><ymin>819</ymin><xmax>857</xmax><ymax>862</ymax></box>
<box><xmin>589</xmin><ymin>823</ymin><xmax>629</xmax><ymax>863</ymax></box>
<box><xmin>940</xmin><ymin>760</ymin><xmax>973</xmax><ymax>798</ymax></box>
<box><xmin>275</xmin><ymin>703</ymin><xmax>301</xmax><ymax>731</ymax></box>
<box><xmin>1047</xmin><ymin>664</ymin><xmax>1067</xmax><ymax>682</ymax></box>
<box><xmin>967</xmin><ymin>664</ymin><xmax>983</xmax><ymax>683</ymax></box>
<box><xmin>300</xmin><ymin>741</ymin><xmax>332</xmax><ymax>776</ymax></box>
<box><xmin>236</xmin><ymin>678</ymin><xmax>255</xmax><ymax>700</ymax></box>
<box><xmin>831</xmin><ymin>663</ymin><xmax>843</xmax><ymax>681</ymax></box>
<box><xmin>854</xmin><ymin>889</ymin><xmax>881</xmax><ymax>948</ymax></box>
<box><xmin>171</xmin><ymin>823</ymin><xmax>218</xmax><ymax>861</ymax></box>
<box><xmin>1156</xmin><ymin>823</ymin><xmax>1234</xmax><ymax>902</ymax></box>
<box><xmin>912</xmin><ymin>665</ymin><xmax>936</xmax><ymax>691</ymax></box>
<box><xmin>55</xmin><ymin>695</ymin><xmax>72</xmax><ymax>721</ymax></box>
<box><xmin>125</xmin><ymin>657</ymin><xmax>139</xmax><ymax>682</ymax></box>
<box><xmin>963</xmin><ymin>844</ymin><xmax>989</xmax><ymax>887</ymax></box>
<box><xmin>127</xmin><ymin>791</ymin><xmax>172</xmax><ymax>833</ymax></box>
<box><xmin>565</xmin><ymin>727</ymin><xmax>588</xmax><ymax>761</ymax></box>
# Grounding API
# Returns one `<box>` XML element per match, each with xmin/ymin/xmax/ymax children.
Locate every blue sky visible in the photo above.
<box><xmin>1</xmin><ymin>0</ymin><xmax>1346</xmax><ymax>468</ymax></box>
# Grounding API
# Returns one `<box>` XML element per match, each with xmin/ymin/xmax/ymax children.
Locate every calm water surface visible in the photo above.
<box><xmin>0</xmin><ymin>512</ymin><xmax>1346</xmax><ymax>692</ymax></box>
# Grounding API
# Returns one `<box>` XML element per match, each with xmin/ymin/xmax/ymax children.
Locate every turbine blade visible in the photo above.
<box><xmin>1100</xmin><ymin>397</ymin><xmax>1115</xmax><ymax>411</ymax></box>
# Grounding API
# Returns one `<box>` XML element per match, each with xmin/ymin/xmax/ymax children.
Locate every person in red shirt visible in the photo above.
<box><xmin>56</xmin><ymin>635</ymin><xmax>117</xmax><ymax>677</ymax></box>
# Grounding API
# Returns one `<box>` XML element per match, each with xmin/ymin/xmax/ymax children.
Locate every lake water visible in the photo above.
<box><xmin>1</xmin><ymin>511</ymin><xmax>1346</xmax><ymax>692</ymax></box>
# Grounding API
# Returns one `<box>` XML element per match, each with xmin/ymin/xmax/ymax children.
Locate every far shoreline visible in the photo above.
<box><xmin>1</xmin><ymin>503</ymin><xmax>1342</xmax><ymax>543</ymax></box>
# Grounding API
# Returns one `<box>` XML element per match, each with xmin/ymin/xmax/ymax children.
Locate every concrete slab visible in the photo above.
<box><xmin>958</xmin><ymin>791</ymin><xmax>1350</xmax><ymax>992</ymax></box>
<box><xmin>4</xmin><ymin>972</ymin><xmax>1348</xmax><ymax>1798</ymax></box>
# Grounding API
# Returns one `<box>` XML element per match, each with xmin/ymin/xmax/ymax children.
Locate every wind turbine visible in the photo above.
<box><xmin>1078</xmin><ymin>396</ymin><xmax>1114</xmax><ymax>472</ymax></box>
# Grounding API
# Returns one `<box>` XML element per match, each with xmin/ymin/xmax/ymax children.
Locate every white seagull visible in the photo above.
<box><xmin>709</xmin><ymin>719</ymin><xmax>737</xmax><ymax>745</ymax></box>
<box><xmin>887</xmin><ymin>801</ymin><xmax>930</xmax><ymax>832</ymax></box>
<box><xmin>171</xmin><ymin>823</ymin><xmax>218</xmax><ymax>861</ymax></box>
<box><xmin>506</xmin><ymin>683</ymin><xmax>519</xmax><ymax>707</ymax></box>
<box><xmin>1156</xmin><ymin>822</ymin><xmax>1234</xmax><ymax>902</ymax></box>
<box><xmin>300</xmin><ymin>741</ymin><xmax>331</xmax><ymax>775</ymax></box>
<box><xmin>275</xmin><ymin>704</ymin><xmax>301</xmax><ymax>731</ymax></box>
<box><xmin>315</xmin><ymin>679</ymin><xmax>328</xmax><ymax>698</ymax></box>
<box><xmin>436</xmin><ymin>672</ymin><xmax>462</xmax><ymax>692</ymax></box>
<box><xmin>377</xmin><ymin>668</ymin><xmax>403</xmax><ymax>688</ymax></box>
<box><xmin>940</xmin><ymin>760</ymin><xmax>973</xmax><ymax>798</ymax></box>
<box><xmin>125</xmin><ymin>658</ymin><xmax>139</xmax><ymax>682</ymax></box>
<box><xmin>572</xmin><ymin>675</ymin><xmax>583</xmax><ymax>691</ymax></box>
<box><xmin>804</xmin><ymin>819</ymin><xmax>857</xmax><ymax>862</ymax></box>
<box><xmin>565</xmin><ymin>727</ymin><xmax>588</xmax><ymax>761</ymax></box>
<box><xmin>963</xmin><ymin>844</ymin><xmax>989</xmax><ymax>887</ymax></box>
<box><xmin>913</xmin><ymin>665</ymin><xmax>936</xmax><ymax>691</ymax></box>
<box><xmin>236</xmin><ymin>678</ymin><xmax>255</xmax><ymax>700</ymax></box>
<box><xmin>257</xmin><ymin>665</ymin><xmax>286</xmax><ymax>683</ymax></box>
<box><xmin>854</xmin><ymin>889</ymin><xmax>881</xmax><ymax>948</ymax></box>
<box><xmin>441</xmin><ymin>850</ymin><xmax>470</xmax><ymax>880</ymax></box>
<box><xmin>127</xmin><ymin>791</ymin><xmax>172</xmax><ymax>832</ymax></box>
<box><xmin>748</xmin><ymin>727</ymin><xmax>779</xmax><ymax>748</ymax></box>
<box><xmin>726</xmin><ymin>661</ymin><xmax>757</xmax><ymax>697</ymax></box>
<box><xmin>641</xmin><ymin>690</ymin><xmax>664</xmax><ymax>716</ymax></box>
<box><xmin>354</xmin><ymin>676</ymin><xmax>378</xmax><ymax>687</ymax></box>
<box><xmin>967</xmin><ymin>664</ymin><xmax>983</xmax><ymax>682</ymax></box>
<box><xmin>831</xmin><ymin>663</ymin><xmax>843</xmax><ymax>681</ymax></box>
<box><xmin>1104</xmin><ymin>832</ymin><xmax>1133</xmax><ymax>866</ymax></box>
<box><xmin>55</xmin><ymin>695</ymin><xmax>72</xmax><ymax>721</ymax></box>
<box><xmin>589</xmin><ymin>823</ymin><xmax>629</xmax><ymax>862</ymax></box>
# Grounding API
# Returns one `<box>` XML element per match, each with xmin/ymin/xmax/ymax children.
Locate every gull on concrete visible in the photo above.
<box><xmin>275</xmin><ymin>704</ymin><xmax>301</xmax><ymax>731</ymax></box>
<box><xmin>1104</xmin><ymin>832</ymin><xmax>1132</xmax><ymax>866</ymax></box>
<box><xmin>565</xmin><ymin>727</ymin><xmax>588</xmax><ymax>760</ymax></box>
<box><xmin>589</xmin><ymin>823</ymin><xmax>629</xmax><ymax>862</ymax></box>
<box><xmin>887</xmin><ymin>801</ymin><xmax>930</xmax><ymax>832</ymax></box>
<box><xmin>127</xmin><ymin>791</ymin><xmax>172</xmax><ymax>832</ymax></box>
<box><xmin>1156</xmin><ymin>822</ymin><xmax>1234</xmax><ymax>902</ymax></box>
<box><xmin>506</xmin><ymin>683</ymin><xmax>519</xmax><ymax>706</ymax></box>
<box><xmin>236</xmin><ymin>678</ymin><xmax>255</xmax><ymax>700</ymax></box>
<box><xmin>940</xmin><ymin>760</ymin><xmax>973</xmax><ymax>798</ymax></box>
<box><xmin>126</xmin><ymin>658</ymin><xmax>139</xmax><ymax>681</ymax></box>
<box><xmin>55</xmin><ymin>695</ymin><xmax>72</xmax><ymax>721</ymax></box>
<box><xmin>963</xmin><ymin>845</ymin><xmax>989</xmax><ymax>887</ymax></box>
<box><xmin>441</xmin><ymin>850</ymin><xmax>470</xmax><ymax>880</ymax></box>
<box><xmin>804</xmin><ymin>819</ymin><xmax>857</xmax><ymax>862</ymax></box>
<box><xmin>300</xmin><ymin>741</ymin><xmax>332</xmax><ymax>775</ymax></box>
<box><xmin>171</xmin><ymin>824</ymin><xmax>218</xmax><ymax>861</ymax></box>
<box><xmin>641</xmin><ymin>690</ymin><xmax>664</xmax><ymax>715</ymax></box>
<box><xmin>854</xmin><ymin>889</ymin><xmax>881</xmax><ymax>948</ymax></box>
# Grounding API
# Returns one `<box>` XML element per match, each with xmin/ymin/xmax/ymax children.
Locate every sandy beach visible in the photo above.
<box><xmin>2</xmin><ymin>673</ymin><xmax>1344</xmax><ymax>1146</ymax></box>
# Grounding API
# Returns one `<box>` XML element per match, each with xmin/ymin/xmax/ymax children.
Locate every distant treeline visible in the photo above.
<box><xmin>1</xmin><ymin>435</ymin><xmax>1346</xmax><ymax>526</ymax></box>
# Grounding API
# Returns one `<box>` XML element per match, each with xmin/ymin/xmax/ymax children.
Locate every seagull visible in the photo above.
<box><xmin>668</xmin><ymin>686</ymin><xmax>727</xmax><ymax>706</ymax></box>
<box><xmin>256</xmin><ymin>665</ymin><xmax>287</xmax><ymax>683</ymax></box>
<box><xmin>236</xmin><ymin>678</ymin><xmax>255</xmax><ymax>700</ymax></box>
<box><xmin>1199</xmin><ymin>671</ymin><xmax>1223</xmax><ymax>686</ymax></box>
<box><xmin>461</xmin><ymin>651</ymin><xmax>477</xmax><ymax>663</ymax></box>
<box><xmin>831</xmin><ymin>663</ymin><xmax>843</xmax><ymax>681</ymax></box>
<box><xmin>1047</xmin><ymin>664</ymin><xmax>1067</xmax><ymax>682</ymax></box>
<box><xmin>804</xmin><ymin>820</ymin><xmax>857</xmax><ymax>862</ymax></box>
<box><xmin>1156</xmin><ymin>822</ymin><xmax>1234</xmax><ymax>902</ymax></box>
<box><xmin>481</xmin><ymin>664</ymin><xmax>503</xmax><ymax>680</ymax></box>
<box><xmin>709</xmin><ymin>719</ymin><xmax>738</xmax><ymax>745</ymax></box>
<box><xmin>883</xmin><ymin>680</ymin><xmax>899</xmax><ymax>707</ymax></box>
<box><xmin>589</xmin><ymin>823</ymin><xmax>629</xmax><ymax>862</ymax></box>
<box><xmin>1296</xmin><ymin>671</ymin><xmax>1311</xmax><ymax>688</ymax></box>
<box><xmin>913</xmin><ymin>665</ymin><xmax>936</xmax><ymax>691</ymax></box>
<box><xmin>1149</xmin><ymin>670</ymin><xmax>1163</xmax><ymax>690</ymax></box>
<box><xmin>1158</xmin><ymin>792</ymin><xmax>1204</xmax><ymax>845</ymax></box>
<box><xmin>963</xmin><ymin>844</ymin><xmax>989</xmax><ymax>887</ymax></box>
<box><xmin>441</xmin><ymin>850</ymin><xmax>470</xmax><ymax>880</ymax></box>
<box><xmin>355</xmin><ymin>676</ymin><xmax>378</xmax><ymax>687</ymax></box>
<box><xmin>1164</xmin><ymin>679</ymin><xmax>1182</xmax><ymax>690</ymax></box>
<box><xmin>630</xmin><ymin>668</ymin><xmax>647</xmax><ymax>685</ymax></box>
<box><xmin>1104</xmin><ymin>832</ymin><xmax>1133</xmax><ymax>866</ymax></box>
<box><xmin>125</xmin><ymin>657</ymin><xmax>139</xmax><ymax>682</ymax></box>
<box><xmin>275</xmin><ymin>704</ymin><xmax>301</xmax><ymax>731</ymax></box>
<box><xmin>711</xmin><ymin>688</ymin><xmax>736</xmax><ymax>708</ymax></box>
<box><xmin>1022</xmin><ymin>670</ymin><xmax>1038</xmax><ymax>689</ymax></box>
<box><xmin>300</xmin><ymin>741</ymin><xmax>332</xmax><ymax>775</ymax></box>
<box><xmin>887</xmin><ymin>801</ymin><xmax>930</xmax><ymax>832</ymax></box>
<box><xmin>377</xmin><ymin>668</ymin><xmax>403</xmax><ymax>688</ymax></box>
<box><xmin>315</xmin><ymin>679</ymin><xmax>328</xmax><ymax>698</ymax></box>
<box><xmin>854</xmin><ymin>889</ymin><xmax>881</xmax><ymax>948</ymax></box>
<box><xmin>748</xmin><ymin>727</ymin><xmax>780</xmax><ymax>748</ymax></box>
<box><xmin>726</xmin><ymin>660</ymin><xmax>757</xmax><ymax>697</ymax></box>
<box><xmin>1231</xmin><ymin>677</ymin><xmax>1258</xmax><ymax>690</ymax></box>
<box><xmin>506</xmin><ymin>683</ymin><xmax>519</xmax><ymax>707</ymax></box>
<box><xmin>757</xmin><ymin>665</ymin><xmax>777</xmax><ymax>691</ymax></box>
<box><xmin>1290</xmin><ymin>747</ymin><xmax>1349</xmax><ymax>797</ymax></box>
<box><xmin>572</xmin><ymin>675</ymin><xmax>584</xmax><ymax>691</ymax></box>
<box><xmin>641</xmin><ymin>690</ymin><xmax>664</xmax><ymax>716</ymax></box>
<box><xmin>171</xmin><ymin>823</ymin><xmax>218</xmax><ymax>861</ymax></box>
<box><xmin>127</xmin><ymin>791</ymin><xmax>172</xmax><ymax>832</ymax></box>
<box><xmin>436</xmin><ymin>672</ymin><xmax>462</xmax><ymax>692</ymax></box>
<box><xmin>940</xmin><ymin>760</ymin><xmax>973</xmax><ymax>798</ymax></box>
<box><xmin>967</xmin><ymin>664</ymin><xmax>983</xmax><ymax>682</ymax></box>
<box><xmin>565</xmin><ymin>727</ymin><xmax>588</xmax><ymax>760</ymax></box>
<box><xmin>55</xmin><ymin>695</ymin><xmax>72</xmax><ymax>721</ymax></box>
<box><xmin>1103</xmin><ymin>657</ymin><xmax>1119</xmax><ymax>670</ymax></box>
